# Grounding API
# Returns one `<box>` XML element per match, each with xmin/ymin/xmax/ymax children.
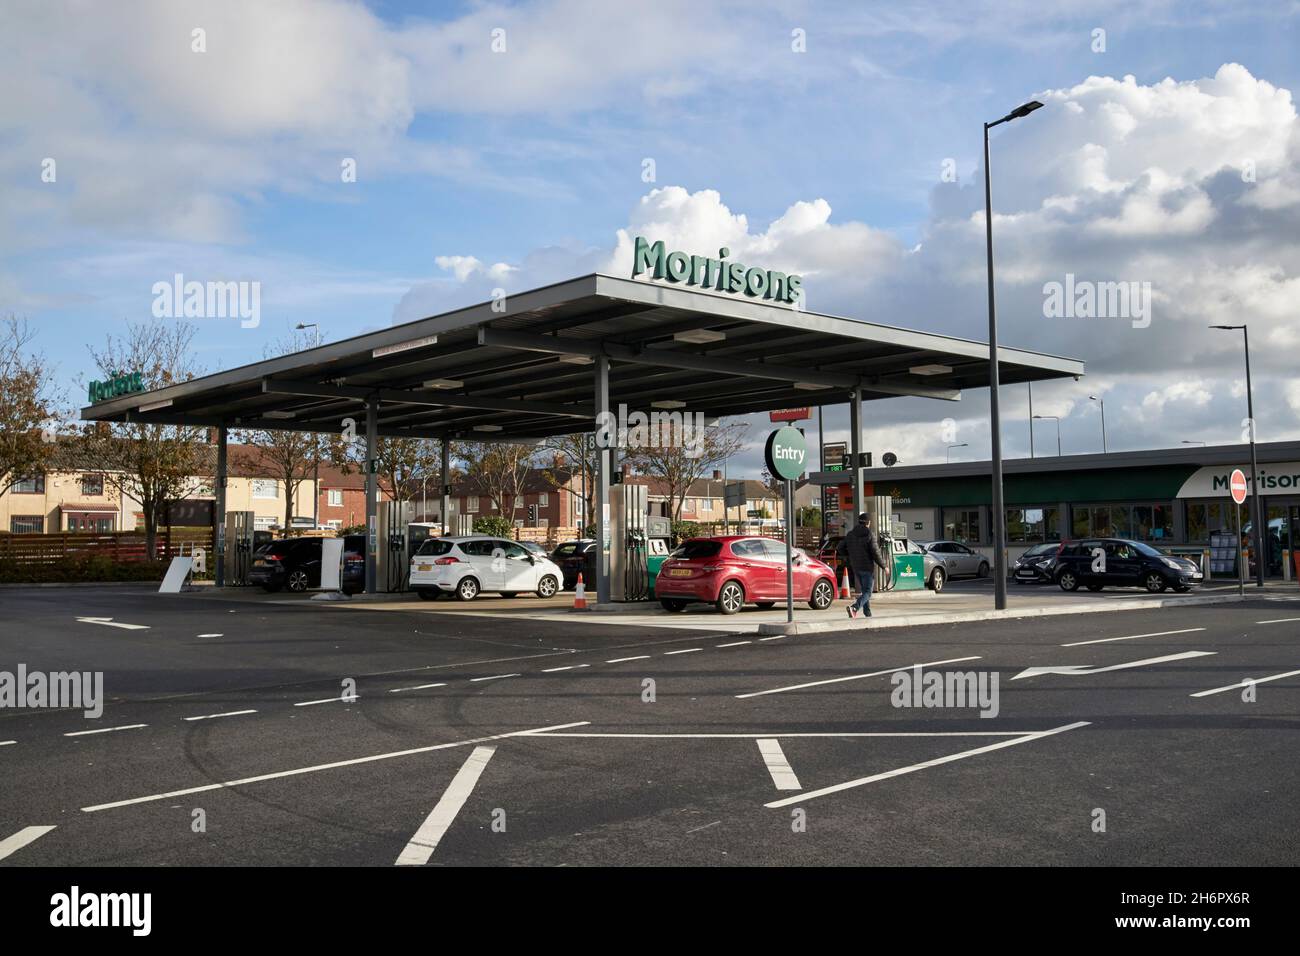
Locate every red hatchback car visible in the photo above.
<box><xmin>655</xmin><ymin>536</ymin><xmax>839</xmax><ymax>615</ymax></box>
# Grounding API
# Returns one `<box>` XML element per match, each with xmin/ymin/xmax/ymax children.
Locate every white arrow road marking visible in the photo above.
<box><xmin>1191</xmin><ymin>669</ymin><xmax>1300</xmax><ymax>698</ymax></box>
<box><xmin>0</xmin><ymin>825</ymin><xmax>56</xmax><ymax>861</ymax></box>
<box><xmin>75</xmin><ymin>617</ymin><xmax>149</xmax><ymax>630</ymax></box>
<box><xmin>82</xmin><ymin>722</ymin><xmax>587</xmax><ymax>812</ymax></box>
<box><xmin>395</xmin><ymin>746</ymin><xmax>496</xmax><ymax>866</ymax></box>
<box><xmin>757</xmin><ymin>739</ymin><xmax>801</xmax><ymax>790</ymax></box>
<box><xmin>1061</xmin><ymin>627</ymin><xmax>1205</xmax><ymax>647</ymax></box>
<box><xmin>1011</xmin><ymin>651</ymin><xmax>1215</xmax><ymax>681</ymax></box>
<box><xmin>765</xmin><ymin>722</ymin><xmax>1091</xmax><ymax>809</ymax></box>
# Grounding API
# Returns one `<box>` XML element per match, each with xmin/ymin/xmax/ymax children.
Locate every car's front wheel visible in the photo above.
<box><xmin>929</xmin><ymin>567</ymin><xmax>946</xmax><ymax>592</ymax></box>
<box><xmin>1144</xmin><ymin>572</ymin><xmax>1168</xmax><ymax>593</ymax></box>
<box><xmin>808</xmin><ymin>577</ymin><xmax>835</xmax><ymax>610</ymax></box>
<box><xmin>1058</xmin><ymin>569</ymin><xmax>1079</xmax><ymax>591</ymax></box>
<box><xmin>536</xmin><ymin>575</ymin><xmax>558</xmax><ymax>599</ymax></box>
<box><xmin>977</xmin><ymin>561</ymin><xmax>989</xmax><ymax>578</ymax></box>
<box><xmin>287</xmin><ymin>569</ymin><xmax>310</xmax><ymax>592</ymax></box>
<box><xmin>456</xmin><ymin>577</ymin><xmax>480</xmax><ymax>601</ymax></box>
<box><xmin>715</xmin><ymin>580</ymin><xmax>745</xmax><ymax>615</ymax></box>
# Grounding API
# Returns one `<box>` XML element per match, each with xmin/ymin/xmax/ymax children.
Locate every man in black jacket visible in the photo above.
<box><xmin>837</xmin><ymin>512</ymin><xmax>889</xmax><ymax>619</ymax></box>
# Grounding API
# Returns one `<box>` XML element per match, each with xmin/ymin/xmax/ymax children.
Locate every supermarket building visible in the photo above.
<box><xmin>810</xmin><ymin>440</ymin><xmax>1300</xmax><ymax>576</ymax></box>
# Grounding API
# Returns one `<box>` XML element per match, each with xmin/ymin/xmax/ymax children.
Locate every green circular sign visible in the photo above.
<box><xmin>764</xmin><ymin>426</ymin><xmax>807</xmax><ymax>481</ymax></box>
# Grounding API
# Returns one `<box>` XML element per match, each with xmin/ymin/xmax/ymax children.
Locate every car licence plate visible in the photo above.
<box><xmin>418</xmin><ymin>564</ymin><xmax>431</xmax><ymax>572</ymax></box>
<box><xmin>254</xmin><ymin>559</ymin><xmax>265</xmax><ymax>566</ymax></box>
<box><xmin>669</xmin><ymin>568</ymin><xmax>691</xmax><ymax>577</ymax></box>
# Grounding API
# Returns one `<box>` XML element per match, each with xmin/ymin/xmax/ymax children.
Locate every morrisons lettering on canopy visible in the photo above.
<box><xmin>87</xmin><ymin>371</ymin><xmax>144</xmax><ymax>404</ymax></box>
<box><xmin>632</xmin><ymin>236</ymin><xmax>803</xmax><ymax>305</ymax></box>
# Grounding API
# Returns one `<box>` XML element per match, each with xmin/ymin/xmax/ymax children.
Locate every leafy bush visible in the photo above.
<box><xmin>670</xmin><ymin>520</ymin><xmax>702</xmax><ymax>545</ymax></box>
<box><xmin>472</xmin><ymin>515</ymin><xmax>516</xmax><ymax>538</ymax></box>
<box><xmin>0</xmin><ymin>556</ymin><xmax>170</xmax><ymax>584</ymax></box>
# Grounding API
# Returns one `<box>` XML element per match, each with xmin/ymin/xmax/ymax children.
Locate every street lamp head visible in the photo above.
<box><xmin>1209</xmin><ymin>324</ymin><xmax>1244</xmax><ymax>330</ymax></box>
<box><xmin>1007</xmin><ymin>100</ymin><xmax>1044</xmax><ymax>120</ymax></box>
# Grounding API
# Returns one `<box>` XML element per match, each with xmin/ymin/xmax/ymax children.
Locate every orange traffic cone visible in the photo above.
<box><xmin>839</xmin><ymin>565</ymin><xmax>851</xmax><ymax>599</ymax></box>
<box><xmin>573</xmin><ymin>571</ymin><xmax>588</xmax><ymax>610</ymax></box>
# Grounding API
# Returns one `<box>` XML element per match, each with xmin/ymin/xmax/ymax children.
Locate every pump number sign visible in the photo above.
<box><xmin>764</xmin><ymin>426</ymin><xmax>807</xmax><ymax>481</ymax></box>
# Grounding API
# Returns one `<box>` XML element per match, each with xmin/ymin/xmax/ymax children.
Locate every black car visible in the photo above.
<box><xmin>1054</xmin><ymin>538</ymin><xmax>1203</xmax><ymax>593</ymax></box>
<box><xmin>550</xmin><ymin>538</ymin><xmax>595</xmax><ymax>590</ymax></box>
<box><xmin>250</xmin><ymin>535</ymin><xmax>366</xmax><ymax>594</ymax></box>
<box><xmin>1011</xmin><ymin>542</ymin><xmax>1061</xmax><ymax>584</ymax></box>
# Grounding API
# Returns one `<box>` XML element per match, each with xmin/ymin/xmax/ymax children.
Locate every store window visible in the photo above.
<box><xmin>11</xmin><ymin>516</ymin><xmax>44</xmax><ymax>533</ymax></box>
<box><xmin>1185</xmin><ymin>501</ymin><xmax>1229</xmax><ymax>543</ymax></box>
<box><xmin>942</xmin><ymin>508</ymin><xmax>981</xmax><ymax>544</ymax></box>
<box><xmin>81</xmin><ymin>474</ymin><xmax>104</xmax><ymax>496</ymax></box>
<box><xmin>12</xmin><ymin>475</ymin><xmax>45</xmax><ymax>494</ymax></box>
<box><xmin>1004</xmin><ymin>506</ymin><xmax>1060</xmax><ymax>542</ymax></box>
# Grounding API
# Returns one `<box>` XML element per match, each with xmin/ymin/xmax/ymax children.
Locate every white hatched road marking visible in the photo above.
<box><xmin>765</xmin><ymin>722</ymin><xmax>1091</xmax><ymax>808</ymax></box>
<box><xmin>394</xmin><ymin>746</ymin><xmax>496</xmax><ymax>866</ymax></box>
<box><xmin>1191</xmin><ymin>669</ymin><xmax>1300</xmax><ymax>698</ymax></box>
<box><xmin>756</xmin><ymin>739</ymin><xmax>801</xmax><ymax>790</ymax></box>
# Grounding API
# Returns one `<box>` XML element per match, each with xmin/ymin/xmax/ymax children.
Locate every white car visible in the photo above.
<box><xmin>409</xmin><ymin>535</ymin><xmax>563</xmax><ymax>601</ymax></box>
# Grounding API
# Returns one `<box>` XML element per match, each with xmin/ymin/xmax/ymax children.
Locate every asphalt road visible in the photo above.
<box><xmin>1</xmin><ymin>585</ymin><xmax>1297</xmax><ymax>866</ymax></box>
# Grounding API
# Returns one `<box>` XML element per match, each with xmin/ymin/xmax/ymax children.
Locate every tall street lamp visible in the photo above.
<box><xmin>1211</xmin><ymin>324</ymin><xmax>1265</xmax><ymax>587</ymax></box>
<box><xmin>1032</xmin><ymin>415</ymin><xmax>1061</xmax><ymax>456</ymax></box>
<box><xmin>1028</xmin><ymin>382</ymin><xmax>1035</xmax><ymax>458</ymax></box>
<box><xmin>947</xmin><ymin>442</ymin><xmax>968</xmax><ymax>463</ymax></box>
<box><xmin>295</xmin><ymin>323</ymin><xmax>322</xmax><ymax>529</ymax></box>
<box><xmin>1089</xmin><ymin>395</ymin><xmax>1107</xmax><ymax>453</ymax></box>
<box><xmin>985</xmin><ymin>98</ymin><xmax>1043</xmax><ymax>610</ymax></box>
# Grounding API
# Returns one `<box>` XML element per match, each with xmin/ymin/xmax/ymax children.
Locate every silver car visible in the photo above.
<box><xmin>921</xmin><ymin>540</ymin><xmax>992</xmax><ymax>580</ymax></box>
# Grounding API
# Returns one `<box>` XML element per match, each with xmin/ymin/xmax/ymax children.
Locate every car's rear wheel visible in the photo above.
<box><xmin>417</xmin><ymin>588</ymin><xmax>439</xmax><ymax>601</ymax></box>
<box><xmin>716</xmin><ymin>580</ymin><xmax>745</xmax><ymax>615</ymax></box>
<box><xmin>809</xmin><ymin>578</ymin><xmax>835</xmax><ymax>610</ymax></box>
<box><xmin>1058</xmin><ymin>569</ymin><xmax>1079</xmax><ymax>591</ymax></box>
<box><xmin>536</xmin><ymin>575</ymin><xmax>558</xmax><ymax>599</ymax></box>
<box><xmin>929</xmin><ymin>567</ymin><xmax>946</xmax><ymax>592</ymax></box>
<box><xmin>660</xmin><ymin>598</ymin><xmax>687</xmax><ymax>612</ymax></box>
<box><xmin>287</xmin><ymin>569</ymin><xmax>310</xmax><ymax>592</ymax></box>
<box><xmin>1086</xmin><ymin>583</ymin><xmax>1104</xmax><ymax>592</ymax></box>
<box><xmin>456</xmin><ymin>577</ymin><xmax>480</xmax><ymax>601</ymax></box>
<box><xmin>1144</xmin><ymin>572</ymin><xmax>1167</xmax><ymax>593</ymax></box>
<box><xmin>977</xmin><ymin>561</ymin><xmax>989</xmax><ymax>578</ymax></box>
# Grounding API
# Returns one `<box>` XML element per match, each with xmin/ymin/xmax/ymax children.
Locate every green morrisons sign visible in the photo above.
<box><xmin>87</xmin><ymin>371</ymin><xmax>144</xmax><ymax>404</ymax></box>
<box><xmin>632</xmin><ymin>236</ymin><xmax>803</xmax><ymax>305</ymax></box>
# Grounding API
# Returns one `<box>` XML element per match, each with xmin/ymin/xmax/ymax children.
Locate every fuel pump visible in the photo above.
<box><xmin>868</xmin><ymin>495</ymin><xmax>895</xmax><ymax>591</ymax></box>
<box><xmin>376</xmin><ymin>500</ymin><xmax>414</xmax><ymax>592</ymax></box>
<box><xmin>223</xmin><ymin>511</ymin><xmax>255</xmax><ymax>586</ymax></box>
<box><xmin>645</xmin><ymin>515</ymin><xmax>672</xmax><ymax>598</ymax></box>
<box><xmin>610</xmin><ymin>482</ymin><xmax>649</xmax><ymax>602</ymax></box>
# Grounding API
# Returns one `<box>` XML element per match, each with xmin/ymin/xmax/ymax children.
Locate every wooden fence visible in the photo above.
<box><xmin>0</xmin><ymin>528</ymin><xmax>214</xmax><ymax>565</ymax></box>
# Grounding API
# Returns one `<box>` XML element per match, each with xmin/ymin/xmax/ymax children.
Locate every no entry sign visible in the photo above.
<box><xmin>1229</xmin><ymin>468</ymin><xmax>1248</xmax><ymax>504</ymax></box>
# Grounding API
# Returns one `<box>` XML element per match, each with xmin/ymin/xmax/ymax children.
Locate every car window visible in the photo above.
<box><xmin>460</xmin><ymin>540</ymin><xmax>494</xmax><ymax>557</ymax></box>
<box><xmin>416</xmin><ymin>539</ymin><xmax>453</xmax><ymax>557</ymax></box>
<box><xmin>501</xmin><ymin>542</ymin><xmax>530</xmax><ymax>560</ymax></box>
<box><xmin>553</xmin><ymin>543</ymin><xmax>578</xmax><ymax>558</ymax></box>
<box><xmin>673</xmin><ymin>540</ymin><xmax>722</xmax><ymax>559</ymax></box>
<box><xmin>731</xmin><ymin>539</ymin><xmax>767</xmax><ymax>558</ymax></box>
<box><xmin>909</xmin><ymin>541</ymin><xmax>926</xmax><ymax>555</ymax></box>
<box><xmin>930</xmin><ymin>543</ymin><xmax>951</xmax><ymax>553</ymax></box>
<box><xmin>759</xmin><ymin>539</ymin><xmax>791</xmax><ymax>559</ymax></box>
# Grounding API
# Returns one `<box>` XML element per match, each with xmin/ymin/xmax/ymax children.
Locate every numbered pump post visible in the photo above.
<box><xmin>765</xmin><ymin>426</ymin><xmax>808</xmax><ymax>624</ymax></box>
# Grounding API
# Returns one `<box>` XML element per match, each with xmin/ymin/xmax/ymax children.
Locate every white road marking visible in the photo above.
<box><xmin>394</xmin><ymin>746</ymin><xmax>496</xmax><ymax>866</ymax></box>
<box><xmin>1190</xmin><ymin>669</ymin><xmax>1300</xmax><ymax>698</ymax></box>
<box><xmin>0</xmin><ymin>825</ymin><xmax>56</xmax><ymax>861</ymax></box>
<box><xmin>736</xmin><ymin>656</ymin><xmax>982</xmax><ymax>699</ymax></box>
<box><xmin>294</xmin><ymin>696</ymin><xmax>357</xmax><ymax>707</ymax></box>
<box><xmin>664</xmin><ymin>648</ymin><xmax>702</xmax><ymax>656</ymax></box>
<box><xmin>716</xmin><ymin>641</ymin><xmax>752</xmax><ymax>648</ymax></box>
<box><xmin>605</xmin><ymin>656</ymin><xmax>650</xmax><ymax>663</ymax></box>
<box><xmin>389</xmin><ymin>682</ymin><xmax>446</xmax><ymax>693</ymax></box>
<box><xmin>1256</xmin><ymin>617</ymin><xmax>1300</xmax><ymax>624</ymax></box>
<box><xmin>525</xmin><ymin>730</ymin><xmax>1032</xmax><ymax>739</ymax></box>
<box><xmin>75</xmin><ymin>617</ymin><xmax>149</xmax><ymax>630</ymax></box>
<box><xmin>0</xmin><ymin>740</ymin><xmax>15</xmax><ymax>747</ymax></box>
<box><xmin>197</xmin><ymin>633</ymin><xmax>223</xmax><ymax>638</ymax></box>
<box><xmin>542</xmin><ymin>664</ymin><xmax>590</xmax><ymax>673</ymax></box>
<box><xmin>81</xmin><ymin>721</ymin><xmax>588</xmax><ymax>813</ymax></box>
<box><xmin>1011</xmin><ymin>650</ymin><xmax>1215</xmax><ymax>680</ymax></box>
<box><xmin>686</xmin><ymin>820</ymin><xmax>720</xmax><ymax>834</ymax></box>
<box><xmin>765</xmin><ymin>722</ymin><xmax>1091</xmax><ymax>808</ymax></box>
<box><xmin>64</xmin><ymin>724</ymin><xmax>147</xmax><ymax>737</ymax></box>
<box><xmin>756</xmin><ymin>739</ymin><xmax>801</xmax><ymax>790</ymax></box>
<box><xmin>1061</xmin><ymin>627</ymin><xmax>1206</xmax><ymax>647</ymax></box>
<box><xmin>758</xmin><ymin>636</ymin><xmax>785</xmax><ymax>642</ymax></box>
<box><xmin>183</xmin><ymin>710</ymin><xmax>257</xmax><ymax>722</ymax></box>
<box><xmin>470</xmin><ymin>673</ymin><xmax>519</xmax><ymax>682</ymax></box>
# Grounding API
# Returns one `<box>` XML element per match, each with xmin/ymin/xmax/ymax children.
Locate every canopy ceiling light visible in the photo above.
<box><xmin>909</xmin><ymin>364</ymin><xmax>953</xmax><ymax>376</ymax></box>
<box><xmin>672</xmin><ymin>329</ymin><xmax>726</xmax><ymax>345</ymax></box>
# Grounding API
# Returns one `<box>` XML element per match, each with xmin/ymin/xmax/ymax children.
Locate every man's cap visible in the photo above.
<box><xmin>857</xmin><ymin>512</ymin><xmax>871</xmax><ymax>523</ymax></box>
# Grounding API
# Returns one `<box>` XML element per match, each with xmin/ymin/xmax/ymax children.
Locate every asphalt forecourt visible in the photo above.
<box><xmin>1</xmin><ymin>587</ymin><xmax>1296</xmax><ymax>873</ymax></box>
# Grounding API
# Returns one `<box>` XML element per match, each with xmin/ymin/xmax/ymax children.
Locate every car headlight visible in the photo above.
<box><xmin>1160</xmin><ymin>557</ymin><xmax>1184</xmax><ymax>570</ymax></box>
<box><xmin>1034</xmin><ymin>558</ymin><xmax>1052</xmax><ymax>568</ymax></box>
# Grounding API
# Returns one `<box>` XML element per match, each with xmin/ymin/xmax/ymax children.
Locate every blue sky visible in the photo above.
<box><xmin>5</xmin><ymin>0</ymin><xmax>1300</xmax><ymax>473</ymax></box>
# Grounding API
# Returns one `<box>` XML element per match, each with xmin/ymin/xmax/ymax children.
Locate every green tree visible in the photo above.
<box><xmin>0</xmin><ymin>316</ymin><xmax>64</xmax><ymax>494</ymax></box>
<box><xmin>472</xmin><ymin>515</ymin><xmax>514</xmax><ymax>538</ymax></box>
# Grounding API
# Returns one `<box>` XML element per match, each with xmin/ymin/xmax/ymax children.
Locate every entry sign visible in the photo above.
<box><xmin>765</xmin><ymin>426</ymin><xmax>807</xmax><ymax>481</ymax></box>
<box><xmin>1230</xmin><ymin>469</ymin><xmax>1248</xmax><ymax>505</ymax></box>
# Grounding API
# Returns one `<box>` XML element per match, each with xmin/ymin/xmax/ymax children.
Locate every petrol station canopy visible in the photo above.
<box><xmin>80</xmin><ymin>273</ymin><xmax>1085</xmax><ymax>436</ymax></box>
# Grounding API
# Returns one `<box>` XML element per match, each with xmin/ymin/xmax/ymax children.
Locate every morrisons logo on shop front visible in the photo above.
<box><xmin>1212</xmin><ymin>469</ymin><xmax>1300</xmax><ymax>491</ymax></box>
<box><xmin>632</xmin><ymin>236</ymin><xmax>803</xmax><ymax>305</ymax></box>
<box><xmin>87</xmin><ymin>371</ymin><xmax>144</xmax><ymax>404</ymax></box>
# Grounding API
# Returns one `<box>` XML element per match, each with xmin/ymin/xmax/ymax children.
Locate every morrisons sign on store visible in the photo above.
<box><xmin>1177</xmin><ymin>463</ymin><xmax>1300</xmax><ymax>497</ymax></box>
<box><xmin>632</xmin><ymin>236</ymin><xmax>803</xmax><ymax>305</ymax></box>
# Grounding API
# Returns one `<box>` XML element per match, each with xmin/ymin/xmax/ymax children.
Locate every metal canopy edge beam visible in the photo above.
<box><xmin>261</xmin><ymin>378</ymin><xmax>593</xmax><ymax>420</ymax></box>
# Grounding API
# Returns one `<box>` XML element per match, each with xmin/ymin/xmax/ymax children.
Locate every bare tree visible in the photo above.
<box><xmin>624</xmin><ymin>419</ymin><xmax>748</xmax><ymax>521</ymax></box>
<box><xmin>78</xmin><ymin>321</ymin><xmax>208</xmax><ymax>558</ymax></box>
<box><xmin>0</xmin><ymin>316</ymin><xmax>64</xmax><ymax>495</ymax></box>
<box><xmin>455</xmin><ymin>441</ymin><xmax>539</xmax><ymax>523</ymax></box>
<box><xmin>331</xmin><ymin>434</ymin><xmax>444</xmax><ymax>519</ymax></box>
<box><xmin>538</xmin><ymin>433</ymin><xmax>595</xmax><ymax>529</ymax></box>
